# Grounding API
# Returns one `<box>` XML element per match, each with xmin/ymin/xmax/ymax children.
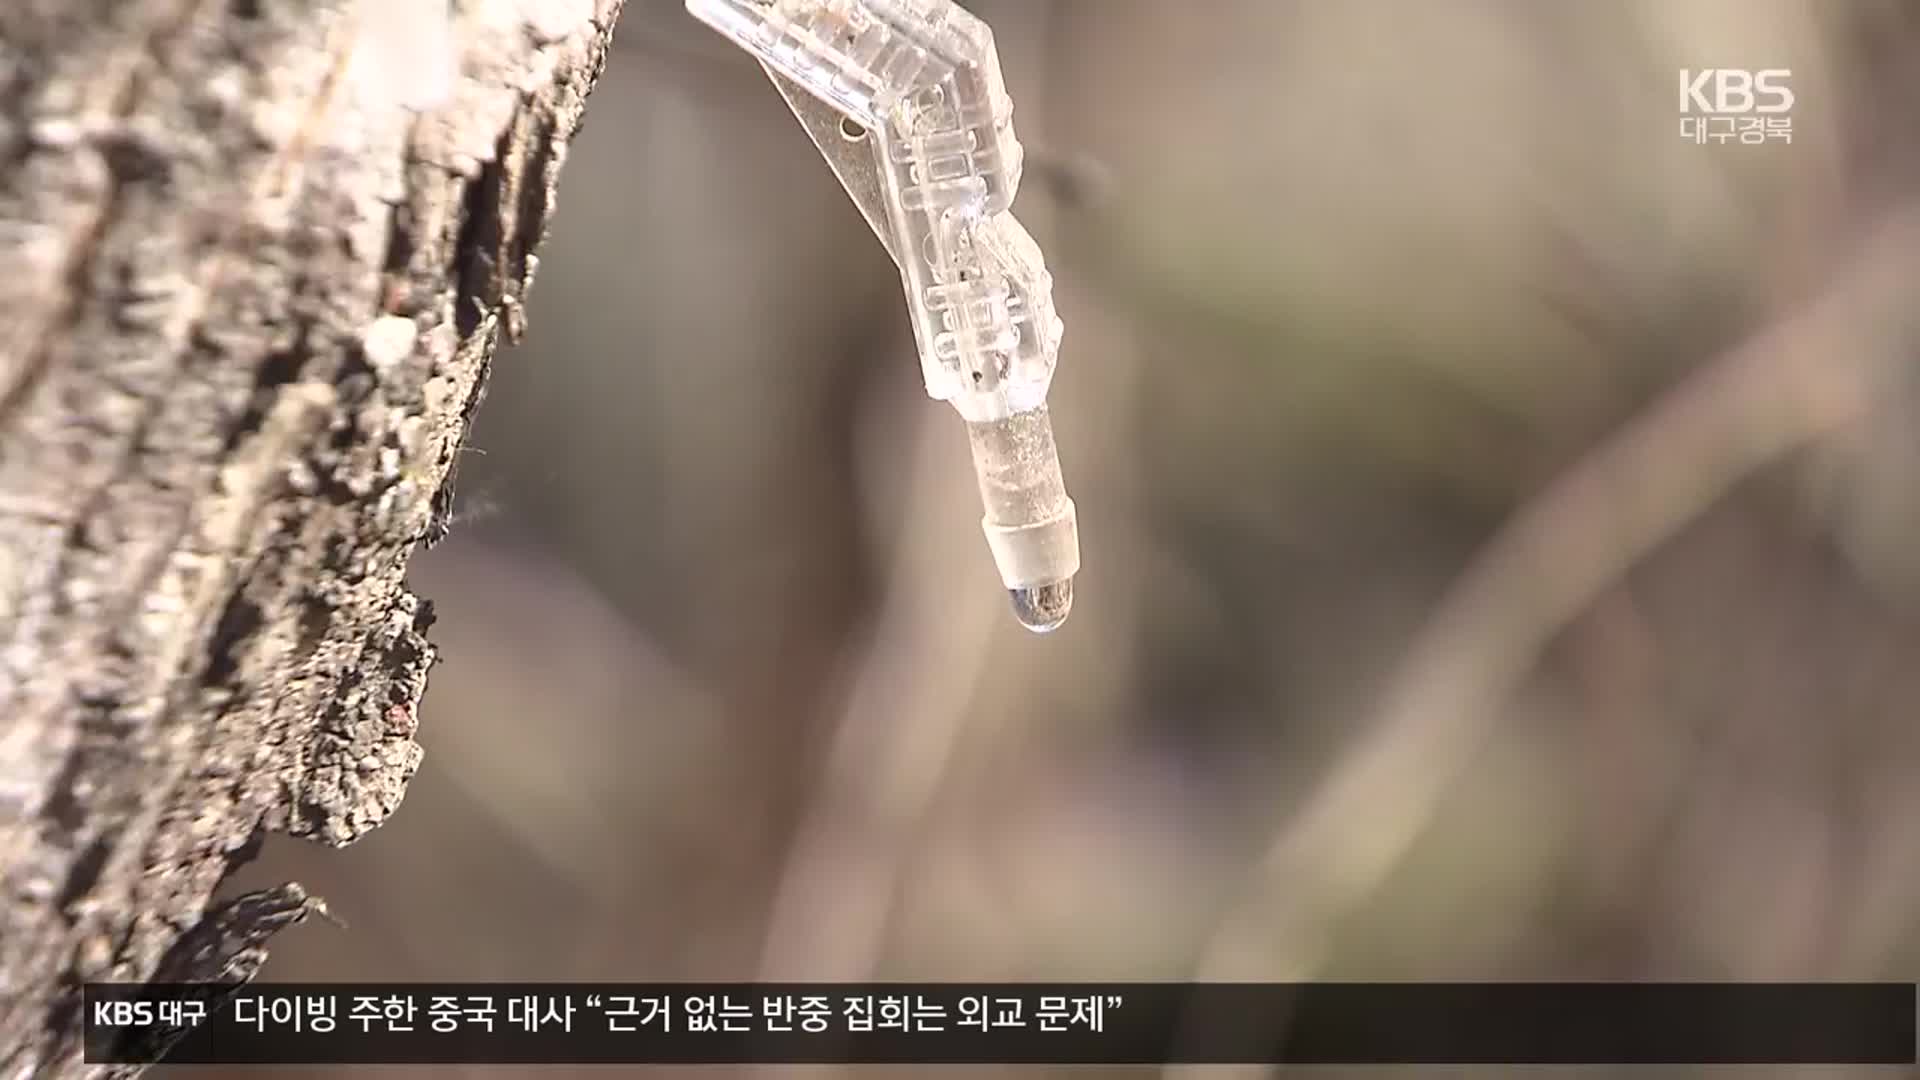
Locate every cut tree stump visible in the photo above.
<box><xmin>0</xmin><ymin>0</ymin><xmax>626</xmax><ymax>1073</ymax></box>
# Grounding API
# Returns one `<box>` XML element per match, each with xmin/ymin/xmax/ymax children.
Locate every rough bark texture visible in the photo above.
<box><xmin>0</xmin><ymin>0</ymin><xmax>624</xmax><ymax>1072</ymax></box>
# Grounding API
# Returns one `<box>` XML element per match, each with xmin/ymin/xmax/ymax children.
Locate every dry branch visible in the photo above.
<box><xmin>1182</xmin><ymin>202</ymin><xmax>1920</xmax><ymax>1018</ymax></box>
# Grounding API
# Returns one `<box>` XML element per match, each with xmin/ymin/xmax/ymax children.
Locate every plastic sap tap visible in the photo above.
<box><xmin>687</xmin><ymin>0</ymin><xmax>1080</xmax><ymax>632</ymax></box>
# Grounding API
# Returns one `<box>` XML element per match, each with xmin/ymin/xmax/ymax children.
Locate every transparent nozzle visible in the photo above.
<box><xmin>966</xmin><ymin>407</ymin><xmax>1079</xmax><ymax>633</ymax></box>
<box><xmin>685</xmin><ymin>0</ymin><xmax>1081</xmax><ymax>633</ymax></box>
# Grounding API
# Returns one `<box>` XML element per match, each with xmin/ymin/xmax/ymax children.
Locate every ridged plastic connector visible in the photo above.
<box><xmin>687</xmin><ymin>0</ymin><xmax>1079</xmax><ymax>631</ymax></box>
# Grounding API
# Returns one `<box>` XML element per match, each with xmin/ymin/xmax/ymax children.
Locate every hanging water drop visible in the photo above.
<box><xmin>1010</xmin><ymin>580</ymin><xmax>1072</xmax><ymax>634</ymax></box>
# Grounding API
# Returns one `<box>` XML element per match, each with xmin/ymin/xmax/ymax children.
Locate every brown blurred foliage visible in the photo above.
<box><xmin>217</xmin><ymin>0</ymin><xmax>1920</xmax><ymax>1075</ymax></box>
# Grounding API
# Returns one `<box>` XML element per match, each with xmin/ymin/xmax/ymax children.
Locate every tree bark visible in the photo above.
<box><xmin>0</xmin><ymin>0</ymin><xmax>625</xmax><ymax>1072</ymax></box>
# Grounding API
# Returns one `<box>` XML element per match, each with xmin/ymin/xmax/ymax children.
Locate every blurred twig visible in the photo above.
<box><xmin>755</xmin><ymin>413</ymin><xmax>1003</xmax><ymax>988</ymax></box>
<box><xmin>1175</xmin><ymin>201</ymin><xmax>1920</xmax><ymax>1040</ymax></box>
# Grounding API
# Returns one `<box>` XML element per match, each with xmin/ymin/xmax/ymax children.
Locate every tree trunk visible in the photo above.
<box><xmin>0</xmin><ymin>0</ymin><xmax>625</xmax><ymax>1072</ymax></box>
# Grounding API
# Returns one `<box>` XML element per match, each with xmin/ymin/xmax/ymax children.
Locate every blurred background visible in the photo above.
<box><xmin>222</xmin><ymin>0</ymin><xmax>1920</xmax><ymax>1073</ymax></box>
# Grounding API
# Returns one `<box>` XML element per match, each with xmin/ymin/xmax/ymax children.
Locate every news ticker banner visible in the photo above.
<box><xmin>85</xmin><ymin>982</ymin><xmax>1917</xmax><ymax>1065</ymax></box>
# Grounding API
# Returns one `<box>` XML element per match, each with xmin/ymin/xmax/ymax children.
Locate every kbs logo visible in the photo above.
<box><xmin>94</xmin><ymin>1000</ymin><xmax>154</xmax><ymax>1026</ymax></box>
<box><xmin>1679</xmin><ymin>69</ymin><xmax>1794</xmax><ymax>114</ymax></box>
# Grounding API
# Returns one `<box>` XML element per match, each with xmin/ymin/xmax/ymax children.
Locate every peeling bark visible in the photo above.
<box><xmin>0</xmin><ymin>0</ymin><xmax>625</xmax><ymax>1072</ymax></box>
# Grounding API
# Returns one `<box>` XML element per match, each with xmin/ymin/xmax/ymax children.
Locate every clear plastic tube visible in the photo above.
<box><xmin>687</xmin><ymin>0</ymin><xmax>1079</xmax><ymax>631</ymax></box>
